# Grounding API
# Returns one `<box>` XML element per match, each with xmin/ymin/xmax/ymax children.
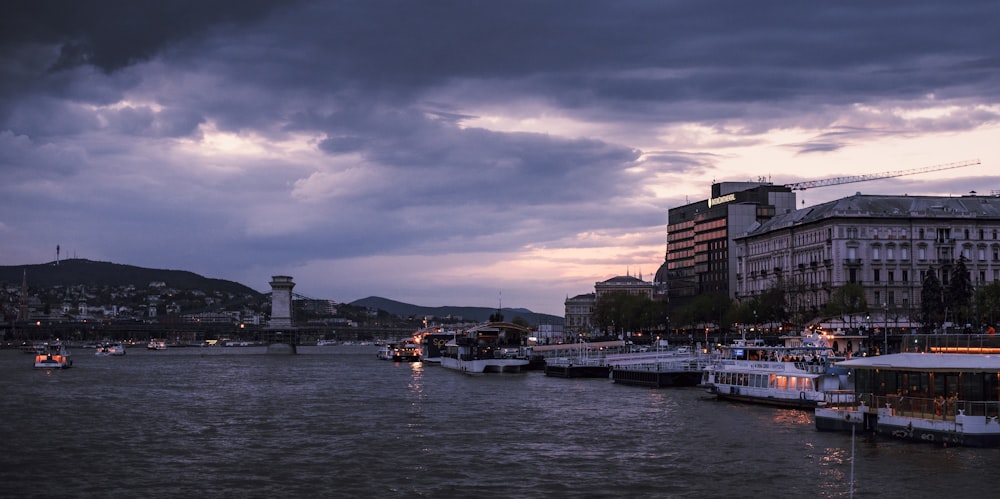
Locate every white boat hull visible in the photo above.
<box><xmin>440</xmin><ymin>356</ymin><xmax>528</xmax><ymax>374</ymax></box>
<box><xmin>816</xmin><ymin>404</ymin><xmax>1000</xmax><ymax>447</ymax></box>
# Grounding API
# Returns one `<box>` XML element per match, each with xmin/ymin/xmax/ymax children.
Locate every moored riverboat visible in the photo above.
<box><xmin>440</xmin><ymin>322</ymin><xmax>531</xmax><ymax>374</ymax></box>
<box><xmin>612</xmin><ymin>355</ymin><xmax>713</xmax><ymax>387</ymax></box>
<box><xmin>534</xmin><ymin>340</ymin><xmax>626</xmax><ymax>378</ymax></box>
<box><xmin>815</xmin><ymin>353</ymin><xmax>1000</xmax><ymax>447</ymax></box>
<box><xmin>415</xmin><ymin>328</ymin><xmax>459</xmax><ymax>364</ymax></box>
<box><xmin>376</xmin><ymin>343</ymin><xmax>395</xmax><ymax>360</ymax></box>
<box><xmin>701</xmin><ymin>333</ymin><xmax>852</xmax><ymax>408</ymax></box>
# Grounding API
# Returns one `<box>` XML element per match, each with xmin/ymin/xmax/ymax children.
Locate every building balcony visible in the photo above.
<box><xmin>844</xmin><ymin>258</ymin><xmax>863</xmax><ymax>266</ymax></box>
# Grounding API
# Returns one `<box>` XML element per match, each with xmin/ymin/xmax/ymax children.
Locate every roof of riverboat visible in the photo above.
<box><xmin>836</xmin><ymin>353</ymin><xmax>1000</xmax><ymax>372</ymax></box>
<box><xmin>465</xmin><ymin>321</ymin><xmax>533</xmax><ymax>334</ymax></box>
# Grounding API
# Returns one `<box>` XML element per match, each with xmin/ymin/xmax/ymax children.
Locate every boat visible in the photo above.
<box><xmin>392</xmin><ymin>341</ymin><xmax>421</xmax><ymax>362</ymax></box>
<box><xmin>20</xmin><ymin>341</ymin><xmax>46</xmax><ymax>355</ymax></box>
<box><xmin>528</xmin><ymin>340</ymin><xmax>626</xmax><ymax>378</ymax></box>
<box><xmin>815</xmin><ymin>353</ymin><xmax>1000</xmax><ymax>447</ymax></box>
<box><xmin>416</xmin><ymin>329</ymin><xmax>459</xmax><ymax>364</ymax></box>
<box><xmin>34</xmin><ymin>342</ymin><xmax>73</xmax><ymax>369</ymax></box>
<box><xmin>376</xmin><ymin>343</ymin><xmax>395</xmax><ymax>360</ymax></box>
<box><xmin>610</xmin><ymin>348</ymin><xmax>715</xmax><ymax>388</ymax></box>
<box><xmin>95</xmin><ymin>342</ymin><xmax>126</xmax><ymax>356</ymax></box>
<box><xmin>440</xmin><ymin>322</ymin><xmax>531</xmax><ymax>374</ymax></box>
<box><xmin>147</xmin><ymin>339</ymin><xmax>167</xmax><ymax>350</ymax></box>
<box><xmin>315</xmin><ymin>339</ymin><xmax>338</xmax><ymax>346</ymax></box>
<box><xmin>701</xmin><ymin>333</ymin><xmax>852</xmax><ymax>408</ymax></box>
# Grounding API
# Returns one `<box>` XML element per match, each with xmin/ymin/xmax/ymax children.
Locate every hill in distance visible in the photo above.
<box><xmin>350</xmin><ymin>296</ymin><xmax>563</xmax><ymax>325</ymax></box>
<box><xmin>0</xmin><ymin>259</ymin><xmax>262</xmax><ymax>297</ymax></box>
<box><xmin>1</xmin><ymin>259</ymin><xmax>563</xmax><ymax>324</ymax></box>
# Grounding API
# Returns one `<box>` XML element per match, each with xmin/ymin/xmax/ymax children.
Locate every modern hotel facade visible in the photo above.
<box><xmin>664</xmin><ymin>182</ymin><xmax>796</xmax><ymax>304</ymax></box>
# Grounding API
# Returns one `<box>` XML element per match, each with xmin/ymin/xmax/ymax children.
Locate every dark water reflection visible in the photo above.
<box><xmin>2</xmin><ymin>346</ymin><xmax>998</xmax><ymax>498</ymax></box>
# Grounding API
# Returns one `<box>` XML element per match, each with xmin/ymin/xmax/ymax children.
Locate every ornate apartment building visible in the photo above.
<box><xmin>734</xmin><ymin>193</ymin><xmax>1000</xmax><ymax>329</ymax></box>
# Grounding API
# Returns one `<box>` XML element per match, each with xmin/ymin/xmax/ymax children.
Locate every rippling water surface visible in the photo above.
<box><xmin>3</xmin><ymin>346</ymin><xmax>998</xmax><ymax>498</ymax></box>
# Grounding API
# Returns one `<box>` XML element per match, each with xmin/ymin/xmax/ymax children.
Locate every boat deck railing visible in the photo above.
<box><xmin>610</xmin><ymin>357</ymin><xmax>713</xmax><ymax>373</ymax></box>
<box><xmin>826</xmin><ymin>392</ymin><xmax>1000</xmax><ymax>421</ymax></box>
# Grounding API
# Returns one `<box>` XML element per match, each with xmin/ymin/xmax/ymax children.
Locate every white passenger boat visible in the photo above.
<box><xmin>34</xmin><ymin>342</ymin><xmax>73</xmax><ymax>369</ymax></box>
<box><xmin>315</xmin><ymin>339</ymin><xmax>338</xmax><ymax>346</ymax></box>
<box><xmin>95</xmin><ymin>342</ymin><xmax>126</xmax><ymax>356</ymax></box>
<box><xmin>701</xmin><ymin>333</ymin><xmax>852</xmax><ymax>408</ymax></box>
<box><xmin>815</xmin><ymin>353</ymin><xmax>1000</xmax><ymax>447</ymax></box>
<box><xmin>376</xmin><ymin>343</ymin><xmax>394</xmax><ymax>360</ymax></box>
<box><xmin>440</xmin><ymin>322</ymin><xmax>531</xmax><ymax>374</ymax></box>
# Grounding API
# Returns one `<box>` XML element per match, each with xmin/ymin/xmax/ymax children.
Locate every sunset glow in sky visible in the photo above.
<box><xmin>2</xmin><ymin>1</ymin><xmax>998</xmax><ymax>316</ymax></box>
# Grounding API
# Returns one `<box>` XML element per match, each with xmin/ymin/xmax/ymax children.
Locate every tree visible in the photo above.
<box><xmin>973</xmin><ymin>281</ymin><xmax>1000</xmax><ymax>330</ymax></box>
<box><xmin>756</xmin><ymin>288</ymin><xmax>788</xmax><ymax>327</ymax></box>
<box><xmin>823</xmin><ymin>283</ymin><xmax>868</xmax><ymax>330</ymax></box>
<box><xmin>920</xmin><ymin>266</ymin><xmax>944</xmax><ymax>332</ymax></box>
<box><xmin>673</xmin><ymin>293</ymin><xmax>731</xmax><ymax>332</ymax></box>
<box><xmin>592</xmin><ymin>293</ymin><xmax>666</xmax><ymax>336</ymax></box>
<box><xmin>946</xmin><ymin>256</ymin><xmax>974</xmax><ymax>329</ymax></box>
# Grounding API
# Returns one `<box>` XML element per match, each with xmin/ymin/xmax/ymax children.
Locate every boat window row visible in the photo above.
<box><xmin>717</xmin><ymin>372</ymin><xmax>813</xmax><ymax>392</ymax></box>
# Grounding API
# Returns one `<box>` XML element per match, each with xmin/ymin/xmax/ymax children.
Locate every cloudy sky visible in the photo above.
<box><xmin>1</xmin><ymin>1</ymin><xmax>998</xmax><ymax>316</ymax></box>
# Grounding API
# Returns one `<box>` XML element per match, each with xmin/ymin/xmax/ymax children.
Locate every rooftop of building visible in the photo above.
<box><xmin>741</xmin><ymin>192</ymin><xmax>1000</xmax><ymax>237</ymax></box>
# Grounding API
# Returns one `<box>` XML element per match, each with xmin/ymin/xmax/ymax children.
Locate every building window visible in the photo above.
<box><xmin>888</xmin><ymin>270</ymin><xmax>895</xmax><ymax>283</ymax></box>
<box><xmin>918</xmin><ymin>246</ymin><xmax>926</xmax><ymax>260</ymax></box>
<box><xmin>901</xmin><ymin>246</ymin><xmax>909</xmax><ymax>260</ymax></box>
<box><xmin>887</xmin><ymin>246</ymin><xmax>894</xmax><ymax>260</ymax></box>
<box><xmin>902</xmin><ymin>270</ymin><xmax>909</xmax><ymax>283</ymax></box>
<box><xmin>873</xmin><ymin>247</ymin><xmax>880</xmax><ymax>260</ymax></box>
<box><xmin>874</xmin><ymin>269</ymin><xmax>880</xmax><ymax>283</ymax></box>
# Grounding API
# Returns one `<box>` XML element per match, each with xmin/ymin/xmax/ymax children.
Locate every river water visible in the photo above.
<box><xmin>2</xmin><ymin>345</ymin><xmax>998</xmax><ymax>498</ymax></box>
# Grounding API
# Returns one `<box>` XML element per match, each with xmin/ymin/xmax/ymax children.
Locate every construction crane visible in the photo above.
<box><xmin>783</xmin><ymin>159</ymin><xmax>981</xmax><ymax>191</ymax></box>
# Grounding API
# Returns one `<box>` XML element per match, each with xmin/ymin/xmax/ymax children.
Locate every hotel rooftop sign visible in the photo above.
<box><xmin>708</xmin><ymin>193</ymin><xmax>736</xmax><ymax>207</ymax></box>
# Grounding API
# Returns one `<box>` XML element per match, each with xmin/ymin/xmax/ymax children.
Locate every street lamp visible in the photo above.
<box><xmin>883</xmin><ymin>302</ymin><xmax>889</xmax><ymax>354</ymax></box>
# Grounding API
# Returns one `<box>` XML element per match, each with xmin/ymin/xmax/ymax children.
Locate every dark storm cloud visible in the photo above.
<box><xmin>0</xmin><ymin>0</ymin><xmax>293</xmax><ymax>73</ymax></box>
<box><xmin>2</xmin><ymin>0</ymin><xmax>998</xmax><ymax>312</ymax></box>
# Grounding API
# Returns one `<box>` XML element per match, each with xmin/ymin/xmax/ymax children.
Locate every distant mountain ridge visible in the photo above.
<box><xmin>0</xmin><ymin>259</ymin><xmax>563</xmax><ymax>323</ymax></box>
<box><xmin>0</xmin><ymin>259</ymin><xmax>262</xmax><ymax>297</ymax></box>
<box><xmin>350</xmin><ymin>296</ymin><xmax>563</xmax><ymax>325</ymax></box>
